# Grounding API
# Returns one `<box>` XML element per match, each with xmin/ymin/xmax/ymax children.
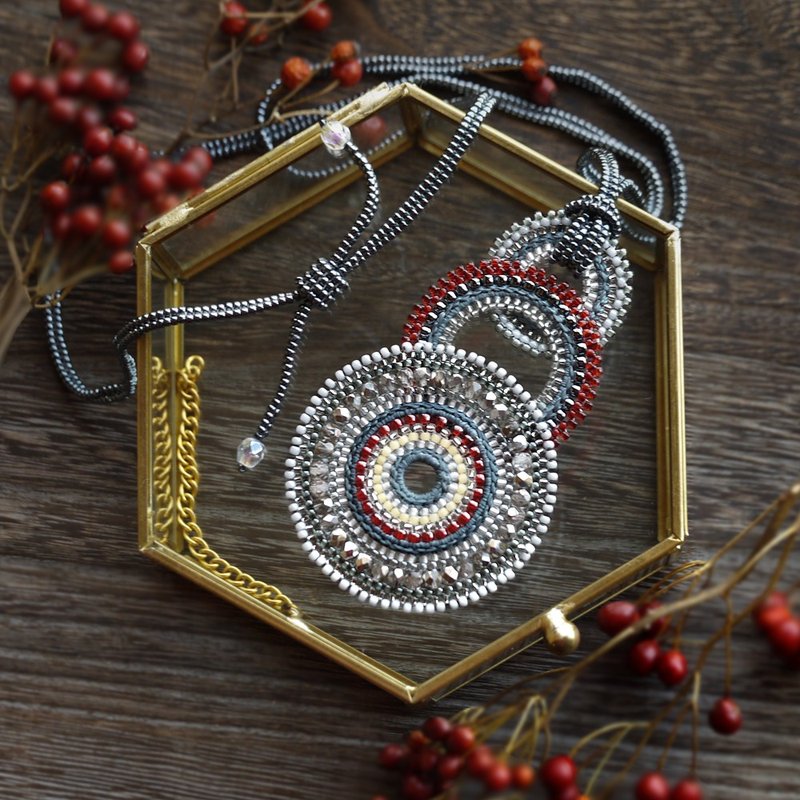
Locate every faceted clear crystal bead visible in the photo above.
<box><xmin>237</xmin><ymin>436</ymin><xmax>265</xmax><ymax>470</ymax></box>
<box><xmin>320</xmin><ymin>119</ymin><xmax>352</xmax><ymax>156</ymax></box>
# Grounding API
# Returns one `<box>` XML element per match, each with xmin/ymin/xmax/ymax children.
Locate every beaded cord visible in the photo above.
<box><xmin>202</xmin><ymin>54</ymin><xmax>686</xmax><ymax>233</ymax></box>
<box><xmin>45</xmin><ymin>95</ymin><xmax>498</xmax><ymax>471</ymax></box>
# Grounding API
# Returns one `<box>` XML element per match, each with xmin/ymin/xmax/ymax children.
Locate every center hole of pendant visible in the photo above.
<box><xmin>404</xmin><ymin>460</ymin><xmax>441</xmax><ymax>495</ymax></box>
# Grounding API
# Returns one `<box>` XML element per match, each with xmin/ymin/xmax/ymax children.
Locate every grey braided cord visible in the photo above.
<box><xmin>46</xmin><ymin>95</ymin><xmax>496</xmax><ymax>468</ymax></box>
<box><xmin>202</xmin><ymin>54</ymin><xmax>686</xmax><ymax>230</ymax></box>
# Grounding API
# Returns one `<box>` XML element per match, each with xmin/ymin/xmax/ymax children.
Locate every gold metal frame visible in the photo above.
<box><xmin>135</xmin><ymin>83</ymin><xmax>686</xmax><ymax>703</ymax></box>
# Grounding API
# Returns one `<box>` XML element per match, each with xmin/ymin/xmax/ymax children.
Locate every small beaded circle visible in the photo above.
<box><xmin>489</xmin><ymin>209</ymin><xmax>632</xmax><ymax>348</ymax></box>
<box><xmin>403</xmin><ymin>259</ymin><xmax>602</xmax><ymax>444</ymax></box>
<box><xmin>286</xmin><ymin>341</ymin><xmax>557</xmax><ymax>612</ymax></box>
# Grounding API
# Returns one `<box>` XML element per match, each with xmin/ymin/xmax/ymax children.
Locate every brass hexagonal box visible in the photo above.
<box><xmin>135</xmin><ymin>83</ymin><xmax>686</xmax><ymax>703</ymax></box>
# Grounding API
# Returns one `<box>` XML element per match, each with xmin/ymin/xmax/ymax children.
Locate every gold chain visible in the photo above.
<box><xmin>151</xmin><ymin>358</ymin><xmax>174</xmax><ymax>543</ymax></box>
<box><xmin>152</xmin><ymin>354</ymin><xmax>298</xmax><ymax>616</ymax></box>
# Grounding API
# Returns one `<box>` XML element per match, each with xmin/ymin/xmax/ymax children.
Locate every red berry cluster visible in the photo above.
<box><xmin>218</xmin><ymin>1</ymin><xmax>332</xmax><ymax>46</ymax></box>
<box><xmin>636</xmin><ymin>772</ymin><xmax>703</xmax><ymax>800</ymax></box>
<box><xmin>597</xmin><ymin>600</ymin><xmax>689</xmax><ymax>686</ymax></box>
<box><xmin>56</xmin><ymin>0</ymin><xmax>149</xmax><ymax>72</ymax></box>
<box><xmin>538</xmin><ymin>754</ymin><xmax>586</xmax><ymax>800</ymax></box>
<box><xmin>754</xmin><ymin>590</ymin><xmax>800</xmax><ymax>668</ymax></box>
<box><xmin>375</xmin><ymin>717</ymin><xmax>536</xmax><ymax>800</ymax></box>
<box><xmin>330</xmin><ymin>39</ymin><xmax>363</xmax><ymax>87</ymax></box>
<box><xmin>8</xmin><ymin>2</ymin><xmax>211</xmax><ymax>275</ymax></box>
<box><xmin>597</xmin><ymin>598</ymin><xmax>747</xmax><ymax>742</ymax></box>
<box><xmin>279</xmin><ymin>38</ymin><xmax>365</xmax><ymax>92</ymax></box>
<box><xmin>517</xmin><ymin>37</ymin><xmax>557</xmax><ymax>106</ymax></box>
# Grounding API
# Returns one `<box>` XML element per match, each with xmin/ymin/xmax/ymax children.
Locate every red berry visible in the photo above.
<box><xmin>84</xmin><ymin>125</ymin><xmax>114</xmax><ymax>156</ymax></box>
<box><xmin>87</xmin><ymin>154</ymin><xmax>117</xmax><ymax>184</ymax></box>
<box><xmin>49</xmin><ymin>97</ymin><xmax>79</xmax><ymax>126</ymax></box>
<box><xmin>401</xmin><ymin>774</ymin><xmax>433</xmax><ymax>800</ymax></box>
<box><xmin>121</xmin><ymin>40</ymin><xmax>149</xmax><ymax>73</ymax></box>
<box><xmin>530</xmin><ymin>75</ymin><xmax>558</xmax><ymax>106</ymax></box>
<box><xmin>640</xmin><ymin>600</ymin><xmax>671</xmax><ymax>637</ymax></box>
<box><xmin>330</xmin><ymin>40</ymin><xmax>360</xmax><ymax>63</ymax></box>
<box><xmin>184</xmin><ymin>146</ymin><xmax>213</xmax><ymax>176</ymax></box>
<box><xmin>35</xmin><ymin>76</ymin><xmax>60</xmax><ymax>105</ymax></box>
<box><xmin>84</xmin><ymin>68</ymin><xmax>116</xmax><ymax>101</ymax></box>
<box><xmin>406</xmin><ymin>730</ymin><xmax>429</xmax><ymax>752</ymax></box>
<box><xmin>518</xmin><ymin>37</ymin><xmax>543</xmax><ymax>59</ymax></box>
<box><xmin>112</xmin><ymin>76</ymin><xmax>131</xmax><ymax>102</ymax></box>
<box><xmin>60</xmin><ymin>0</ymin><xmax>89</xmax><ymax>17</ymax></box>
<box><xmin>107</xmin><ymin>106</ymin><xmax>137</xmax><ymax>131</ymax></box>
<box><xmin>301</xmin><ymin>1</ymin><xmax>332</xmax><ymax>31</ymax></box>
<box><xmin>754</xmin><ymin>591</ymin><xmax>791</xmax><ymax>631</ymax></box>
<box><xmin>110</xmin><ymin>132</ymin><xmax>137</xmax><ymax>162</ymax></box>
<box><xmin>107</xmin><ymin>11</ymin><xmax>140</xmax><ymax>41</ymax></box>
<box><xmin>437</xmin><ymin>754</ymin><xmax>463</xmax><ymax>781</ymax></box>
<box><xmin>220</xmin><ymin>1</ymin><xmax>248</xmax><ymax>36</ymax></box>
<box><xmin>102</xmin><ymin>218</ymin><xmax>131</xmax><ymax>249</ymax></box>
<box><xmin>511</xmin><ymin>762</ymin><xmax>535</xmax><ymax>789</ymax></box>
<box><xmin>670</xmin><ymin>778</ymin><xmax>703</xmax><ymax>800</ymax></box>
<box><xmin>76</xmin><ymin>105</ymin><xmax>104</xmax><ymax>133</ymax></box>
<box><xmin>281</xmin><ymin>56</ymin><xmax>312</xmax><ymax>91</ymax></box>
<box><xmin>465</xmin><ymin>745</ymin><xmax>494</xmax><ymax>777</ymax></box>
<box><xmin>50</xmin><ymin>38</ymin><xmax>78</xmax><ymax>65</ymax></box>
<box><xmin>410</xmin><ymin>746</ymin><xmax>439</xmax><ymax>774</ymax></box>
<box><xmin>71</xmin><ymin>204</ymin><xmax>103</xmax><ymax>236</ymax></box>
<box><xmin>57</xmin><ymin>68</ymin><xmax>85</xmax><ymax>96</ymax></box>
<box><xmin>422</xmin><ymin>716</ymin><xmax>451</xmax><ymax>741</ymax></box>
<box><xmin>656</xmin><ymin>649</ymin><xmax>688</xmax><ymax>686</ymax></box>
<box><xmin>106</xmin><ymin>184</ymin><xmax>130</xmax><ymax>211</ymax></box>
<box><xmin>353</xmin><ymin>115</ymin><xmax>388</xmax><ymax>149</ymax></box>
<box><xmin>540</xmin><ymin>755</ymin><xmax>578</xmax><ymax>791</ymax></box>
<box><xmin>331</xmin><ymin>59</ymin><xmax>363</xmax><ymax>87</ymax></box>
<box><xmin>551</xmin><ymin>786</ymin><xmax>581</xmax><ymax>800</ymax></box>
<box><xmin>137</xmin><ymin>167</ymin><xmax>166</xmax><ymax>198</ymax></box>
<box><xmin>168</xmin><ymin>160</ymin><xmax>203</xmax><ymax>190</ymax></box>
<box><xmin>50</xmin><ymin>212</ymin><xmax>72</xmax><ymax>239</ymax></box>
<box><xmin>150</xmin><ymin>158</ymin><xmax>172</xmax><ymax>177</ymax></box>
<box><xmin>445</xmin><ymin>724</ymin><xmax>475</xmax><ymax>754</ymax></box>
<box><xmin>151</xmin><ymin>193</ymin><xmax>180</xmax><ymax>214</ymax></box>
<box><xmin>708</xmin><ymin>696</ymin><xmax>742</xmax><ymax>735</ymax></box>
<box><xmin>81</xmin><ymin>4</ymin><xmax>109</xmax><ymax>32</ymax></box>
<box><xmin>755</xmin><ymin>602</ymin><xmax>791</xmax><ymax>633</ymax></box>
<box><xmin>127</xmin><ymin>142</ymin><xmax>151</xmax><ymax>173</ymax></box>
<box><xmin>61</xmin><ymin>152</ymin><xmax>84</xmax><ymax>180</ymax></box>
<box><xmin>597</xmin><ymin>600</ymin><xmax>640</xmax><ymax>636</ymax></box>
<box><xmin>9</xmin><ymin>70</ymin><xmax>37</xmax><ymax>101</ymax></box>
<box><xmin>40</xmin><ymin>181</ymin><xmax>71</xmax><ymax>212</ymax></box>
<box><xmin>248</xmin><ymin>21</ymin><xmax>269</xmax><ymax>45</ymax></box>
<box><xmin>483</xmin><ymin>761</ymin><xmax>512</xmax><ymax>792</ymax></box>
<box><xmin>377</xmin><ymin>742</ymin><xmax>408</xmax><ymax>769</ymax></box>
<box><xmin>521</xmin><ymin>56</ymin><xmax>548</xmax><ymax>82</ymax></box>
<box><xmin>108</xmin><ymin>249</ymin><xmax>134</xmax><ymax>274</ymax></box>
<box><xmin>768</xmin><ymin>616</ymin><xmax>800</xmax><ymax>658</ymax></box>
<box><xmin>636</xmin><ymin>771</ymin><xmax>670</xmax><ymax>800</ymax></box>
<box><xmin>629</xmin><ymin>638</ymin><xmax>661</xmax><ymax>676</ymax></box>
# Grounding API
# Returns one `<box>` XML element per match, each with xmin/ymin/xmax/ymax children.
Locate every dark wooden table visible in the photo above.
<box><xmin>2</xmin><ymin>2</ymin><xmax>799</xmax><ymax>798</ymax></box>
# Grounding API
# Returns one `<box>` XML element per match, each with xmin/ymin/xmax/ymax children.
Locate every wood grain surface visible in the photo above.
<box><xmin>1</xmin><ymin>2</ymin><xmax>799</xmax><ymax>798</ymax></box>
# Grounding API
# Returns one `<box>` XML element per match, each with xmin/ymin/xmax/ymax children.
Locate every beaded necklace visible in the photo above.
<box><xmin>44</xmin><ymin>58</ymin><xmax>686</xmax><ymax>612</ymax></box>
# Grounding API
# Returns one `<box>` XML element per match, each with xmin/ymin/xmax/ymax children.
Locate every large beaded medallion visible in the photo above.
<box><xmin>286</xmin><ymin>340</ymin><xmax>556</xmax><ymax>612</ymax></box>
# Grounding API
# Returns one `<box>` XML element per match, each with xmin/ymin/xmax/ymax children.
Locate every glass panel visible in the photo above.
<box><xmin>145</xmin><ymin>98</ymin><xmax>661</xmax><ymax>685</ymax></box>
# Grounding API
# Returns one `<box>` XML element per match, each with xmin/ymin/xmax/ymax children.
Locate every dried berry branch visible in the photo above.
<box><xmin>373</xmin><ymin>483</ymin><xmax>800</xmax><ymax>800</ymax></box>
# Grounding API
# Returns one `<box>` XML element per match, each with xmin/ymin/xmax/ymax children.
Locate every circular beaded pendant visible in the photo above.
<box><xmin>286</xmin><ymin>341</ymin><xmax>557</xmax><ymax>612</ymax></box>
<box><xmin>489</xmin><ymin>210</ymin><xmax>632</xmax><ymax>348</ymax></box>
<box><xmin>403</xmin><ymin>259</ymin><xmax>602</xmax><ymax>444</ymax></box>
